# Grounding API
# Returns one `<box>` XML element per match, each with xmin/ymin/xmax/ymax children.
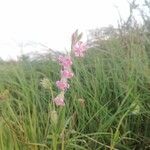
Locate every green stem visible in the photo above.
<box><xmin>52</xmin><ymin>133</ymin><xmax>57</xmax><ymax>150</ymax></box>
<box><xmin>61</xmin><ymin>130</ymin><xmax>65</xmax><ymax>150</ymax></box>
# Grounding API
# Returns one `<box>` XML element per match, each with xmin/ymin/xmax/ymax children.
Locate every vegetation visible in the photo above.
<box><xmin>0</xmin><ymin>0</ymin><xmax>150</xmax><ymax>149</ymax></box>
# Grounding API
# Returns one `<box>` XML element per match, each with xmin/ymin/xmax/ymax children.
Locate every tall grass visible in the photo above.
<box><xmin>0</xmin><ymin>29</ymin><xmax>150</xmax><ymax>149</ymax></box>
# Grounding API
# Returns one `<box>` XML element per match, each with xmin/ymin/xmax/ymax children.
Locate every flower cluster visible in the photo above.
<box><xmin>53</xmin><ymin>55</ymin><xmax>73</xmax><ymax>106</ymax></box>
<box><xmin>56</xmin><ymin>55</ymin><xmax>73</xmax><ymax>91</ymax></box>
<box><xmin>53</xmin><ymin>30</ymin><xmax>87</xmax><ymax>106</ymax></box>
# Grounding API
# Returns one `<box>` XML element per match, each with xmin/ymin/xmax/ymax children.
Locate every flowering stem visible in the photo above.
<box><xmin>50</xmin><ymin>30</ymin><xmax>87</xmax><ymax>149</ymax></box>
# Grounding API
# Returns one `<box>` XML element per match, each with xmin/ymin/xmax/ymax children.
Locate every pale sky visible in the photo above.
<box><xmin>0</xmin><ymin>0</ymin><xmax>132</xmax><ymax>60</ymax></box>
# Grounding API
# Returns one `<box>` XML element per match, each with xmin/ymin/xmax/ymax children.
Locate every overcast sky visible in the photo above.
<box><xmin>0</xmin><ymin>0</ymin><xmax>132</xmax><ymax>60</ymax></box>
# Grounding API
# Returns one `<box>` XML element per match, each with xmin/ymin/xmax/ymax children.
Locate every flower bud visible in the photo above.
<box><xmin>40</xmin><ymin>78</ymin><xmax>51</xmax><ymax>90</ymax></box>
<box><xmin>131</xmin><ymin>102</ymin><xmax>140</xmax><ymax>115</ymax></box>
<box><xmin>50</xmin><ymin>110</ymin><xmax>58</xmax><ymax>125</ymax></box>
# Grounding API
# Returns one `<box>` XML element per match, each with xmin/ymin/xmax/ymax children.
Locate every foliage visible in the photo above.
<box><xmin>0</xmin><ymin>1</ymin><xmax>150</xmax><ymax>149</ymax></box>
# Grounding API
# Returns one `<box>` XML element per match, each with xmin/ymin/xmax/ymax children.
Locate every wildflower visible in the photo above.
<box><xmin>73</xmin><ymin>41</ymin><xmax>87</xmax><ymax>57</ymax></box>
<box><xmin>58</xmin><ymin>55</ymin><xmax>72</xmax><ymax>68</ymax></box>
<box><xmin>56</xmin><ymin>80</ymin><xmax>69</xmax><ymax>91</ymax></box>
<box><xmin>53</xmin><ymin>92</ymin><xmax>65</xmax><ymax>106</ymax></box>
<box><xmin>52</xmin><ymin>30</ymin><xmax>87</xmax><ymax>107</ymax></box>
<box><xmin>54</xmin><ymin>97</ymin><xmax>65</xmax><ymax>106</ymax></box>
<box><xmin>61</xmin><ymin>69</ymin><xmax>74</xmax><ymax>79</ymax></box>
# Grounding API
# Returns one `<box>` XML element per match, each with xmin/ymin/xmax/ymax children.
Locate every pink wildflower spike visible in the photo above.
<box><xmin>73</xmin><ymin>41</ymin><xmax>87</xmax><ymax>57</ymax></box>
<box><xmin>56</xmin><ymin>80</ymin><xmax>69</xmax><ymax>91</ymax></box>
<box><xmin>53</xmin><ymin>97</ymin><xmax>65</xmax><ymax>106</ymax></box>
<box><xmin>61</xmin><ymin>69</ymin><xmax>74</xmax><ymax>79</ymax></box>
<box><xmin>58</xmin><ymin>55</ymin><xmax>72</xmax><ymax>68</ymax></box>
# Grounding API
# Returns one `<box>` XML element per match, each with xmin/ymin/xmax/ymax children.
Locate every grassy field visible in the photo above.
<box><xmin>0</xmin><ymin>30</ymin><xmax>150</xmax><ymax>150</ymax></box>
<box><xmin>0</xmin><ymin>16</ymin><xmax>150</xmax><ymax>150</ymax></box>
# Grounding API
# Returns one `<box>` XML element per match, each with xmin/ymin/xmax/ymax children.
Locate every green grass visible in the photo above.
<box><xmin>0</xmin><ymin>36</ymin><xmax>150</xmax><ymax>150</ymax></box>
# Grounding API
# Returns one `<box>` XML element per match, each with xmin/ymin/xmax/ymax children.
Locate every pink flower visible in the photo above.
<box><xmin>56</xmin><ymin>80</ymin><xmax>69</xmax><ymax>90</ymax></box>
<box><xmin>58</xmin><ymin>55</ymin><xmax>72</xmax><ymax>68</ymax></box>
<box><xmin>53</xmin><ymin>97</ymin><xmax>65</xmax><ymax>106</ymax></box>
<box><xmin>73</xmin><ymin>41</ymin><xmax>87</xmax><ymax>57</ymax></box>
<box><xmin>53</xmin><ymin>91</ymin><xmax>65</xmax><ymax>106</ymax></box>
<box><xmin>61</xmin><ymin>70</ymin><xmax>74</xmax><ymax>79</ymax></box>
